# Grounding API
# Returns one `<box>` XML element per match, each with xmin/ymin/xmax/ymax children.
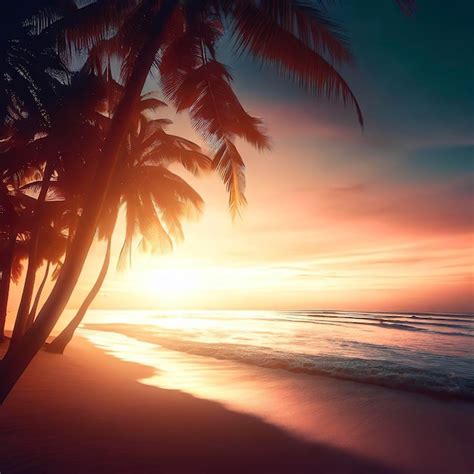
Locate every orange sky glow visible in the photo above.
<box><xmin>8</xmin><ymin>99</ymin><xmax>473</xmax><ymax>316</ymax></box>
<box><xmin>6</xmin><ymin>1</ymin><xmax>474</xmax><ymax>318</ymax></box>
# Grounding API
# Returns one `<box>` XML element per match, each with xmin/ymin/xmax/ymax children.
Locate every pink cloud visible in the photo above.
<box><xmin>284</xmin><ymin>176</ymin><xmax>474</xmax><ymax>238</ymax></box>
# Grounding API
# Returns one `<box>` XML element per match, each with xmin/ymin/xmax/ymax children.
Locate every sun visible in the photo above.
<box><xmin>111</xmin><ymin>259</ymin><xmax>284</xmax><ymax>308</ymax></box>
<box><xmin>129</xmin><ymin>267</ymin><xmax>204</xmax><ymax>299</ymax></box>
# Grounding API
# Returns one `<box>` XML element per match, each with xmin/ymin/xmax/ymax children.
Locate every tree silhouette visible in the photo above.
<box><xmin>47</xmin><ymin>90</ymin><xmax>208</xmax><ymax>353</ymax></box>
<box><xmin>0</xmin><ymin>0</ymin><xmax>414</xmax><ymax>402</ymax></box>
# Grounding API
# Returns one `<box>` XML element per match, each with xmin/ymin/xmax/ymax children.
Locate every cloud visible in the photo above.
<box><xmin>318</xmin><ymin>175</ymin><xmax>474</xmax><ymax>236</ymax></box>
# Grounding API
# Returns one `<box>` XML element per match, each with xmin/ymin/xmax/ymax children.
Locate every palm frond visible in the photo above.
<box><xmin>27</xmin><ymin>0</ymin><xmax>78</xmax><ymax>34</ymax></box>
<box><xmin>137</xmin><ymin>190</ymin><xmax>173</xmax><ymax>254</ymax></box>
<box><xmin>11</xmin><ymin>253</ymin><xmax>25</xmax><ymax>284</ymax></box>
<box><xmin>251</xmin><ymin>1</ymin><xmax>352</xmax><ymax>65</ymax></box>
<box><xmin>163</xmin><ymin>43</ymin><xmax>269</xmax><ymax>214</ymax></box>
<box><xmin>230</xmin><ymin>2</ymin><xmax>363</xmax><ymax>126</ymax></box>
<box><xmin>213</xmin><ymin>140</ymin><xmax>246</xmax><ymax>219</ymax></box>
<box><xmin>142</xmin><ymin>145</ymin><xmax>212</xmax><ymax>175</ymax></box>
<box><xmin>117</xmin><ymin>191</ymin><xmax>137</xmax><ymax>271</ymax></box>
<box><xmin>138</xmin><ymin>96</ymin><xmax>168</xmax><ymax>120</ymax></box>
<box><xmin>151</xmin><ymin>168</ymin><xmax>203</xmax><ymax>240</ymax></box>
<box><xmin>18</xmin><ymin>180</ymin><xmax>65</xmax><ymax>201</ymax></box>
<box><xmin>43</xmin><ymin>0</ymin><xmax>137</xmax><ymax>59</ymax></box>
<box><xmin>169</xmin><ymin>59</ymin><xmax>270</xmax><ymax>150</ymax></box>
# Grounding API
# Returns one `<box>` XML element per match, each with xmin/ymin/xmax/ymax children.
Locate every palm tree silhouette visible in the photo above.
<box><xmin>0</xmin><ymin>179</ymin><xmax>66</xmax><ymax>341</ymax></box>
<box><xmin>0</xmin><ymin>1</ymin><xmax>73</xmax><ymax>137</ymax></box>
<box><xmin>4</xmin><ymin>68</ymin><xmax>113</xmax><ymax>345</ymax></box>
<box><xmin>0</xmin><ymin>0</ymin><xmax>74</xmax><ymax>341</ymax></box>
<box><xmin>47</xmin><ymin>89</ymin><xmax>208</xmax><ymax>354</ymax></box>
<box><xmin>0</xmin><ymin>0</ymin><xmax>414</xmax><ymax>402</ymax></box>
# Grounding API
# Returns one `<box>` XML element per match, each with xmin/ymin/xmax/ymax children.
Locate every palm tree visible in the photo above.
<box><xmin>47</xmin><ymin>94</ymin><xmax>208</xmax><ymax>354</ymax></box>
<box><xmin>0</xmin><ymin>178</ymin><xmax>41</xmax><ymax>342</ymax></box>
<box><xmin>0</xmin><ymin>181</ymin><xmax>67</xmax><ymax>341</ymax></box>
<box><xmin>0</xmin><ymin>1</ymin><xmax>74</xmax><ymax>137</ymax></box>
<box><xmin>0</xmin><ymin>64</ymin><xmax>119</xmax><ymax>344</ymax></box>
<box><xmin>4</xmin><ymin>68</ymin><xmax>114</xmax><ymax>345</ymax></box>
<box><xmin>0</xmin><ymin>1</ymin><xmax>74</xmax><ymax>325</ymax></box>
<box><xmin>45</xmin><ymin>237</ymin><xmax>111</xmax><ymax>354</ymax></box>
<box><xmin>0</xmin><ymin>0</ymin><xmax>413</xmax><ymax>402</ymax></box>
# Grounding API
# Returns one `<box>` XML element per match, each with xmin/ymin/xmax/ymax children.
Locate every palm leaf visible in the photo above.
<box><xmin>18</xmin><ymin>180</ymin><xmax>65</xmax><ymax>202</ymax></box>
<box><xmin>142</xmin><ymin>146</ymin><xmax>212</xmax><ymax>175</ymax></box>
<box><xmin>42</xmin><ymin>0</ymin><xmax>137</xmax><ymax>59</ymax></box>
<box><xmin>142</xmin><ymin>166</ymin><xmax>204</xmax><ymax>240</ymax></box>
<box><xmin>231</xmin><ymin>2</ymin><xmax>363</xmax><ymax>126</ymax></box>
<box><xmin>137</xmin><ymin>190</ymin><xmax>173</xmax><ymax>254</ymax></box>
<box><xmin>163</xmin><ymin>46</ymin><xmax>269</xmax><ymax>214</ymax></box>
<box><xmin>171</xmin><ymin>59</ymin><xmax>270</xmax><ymax>150</ymax></box>
<box><xmin>213</xmin><ymin>140</ymin><xmax>246</xmax><ymax>219</ymax></box>
<box><xmin>117</xmin><ymin>191</ymin><xmax>137</xmax><ymax>271</ymax></box>
<box><xmin>248</xmin><ymin>0</ymin><xmax>352</xmax><ymax>65</ymax></box>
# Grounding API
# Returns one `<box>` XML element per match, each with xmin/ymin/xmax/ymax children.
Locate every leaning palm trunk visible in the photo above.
<box><xmin>25</xmin><ymin>261</ymin><xmax>51</xmax><ymax>329</ymax></box>
<box><xmin>46</xmin><ymin>237</ymin><xmax>111</xmax><ymax>354</ymax></box>
<box><xmin>10</xmin><ymin>161</ymin><xmax>54</xmax><ymax>345</ymax></box>
<box><xmin>0</xmin><ymin>232</ymin><xmax>16</xmax><ymax>342</ymax></box>
<box><xmin>0</xmin><ymin>0</ymin><xmax>177</xmax><ymax>403</ymax></box>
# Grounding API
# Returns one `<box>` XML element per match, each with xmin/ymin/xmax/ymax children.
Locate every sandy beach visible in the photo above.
<box><xmin>1</xmin><ymin>1</ymin><xmax>473</xmax><ymax>473</ymax></box>
<box><xmin>0</xmin><ymin>336</ymin><xmax>473</xmax><ymax>474</ymax></box>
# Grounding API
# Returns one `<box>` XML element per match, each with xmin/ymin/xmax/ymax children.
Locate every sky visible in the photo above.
<box><xmin>9</xmin><ymin>0</ymin><xmax>474</xmax><ymax>314</ymax></box>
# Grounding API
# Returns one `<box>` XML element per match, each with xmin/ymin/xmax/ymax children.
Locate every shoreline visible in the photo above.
<box><xmin>1</xmin><ymin>337</ymin><xmax>473</xmax><ymax>473</ymax></box>
<box><xmin>84</xmin><ymin>322</ymin><xmax>474</xmax><ymax>402</ymax></box>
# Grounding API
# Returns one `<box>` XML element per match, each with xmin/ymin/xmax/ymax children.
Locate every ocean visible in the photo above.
<box><xmin>79</xmin><ymin>309</ymin><xmax>474</xmax><ymax>400</ymax></box>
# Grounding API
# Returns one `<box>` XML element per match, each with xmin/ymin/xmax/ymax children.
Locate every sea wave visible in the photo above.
<box><xmin>291</xmin><ymin>310</ymin><xmax>474</xmax><ymax>323</ymax></box>
<box><xmin>84</xmin><ymin>323</ymin><xmax>474</xmax><ymax>401</ymax></box>
<box><xmin>284</xmin><ymin>312</ymin><xmax>473</xmax><ymax>334</ymax></box>
<box><xmin>282</xmin><ymin>317</ymin><xmax>473</xmax><ymax>337</ymax></box>
<box><xmin>139</xmin><ymin>312</ymin><xmax>473</xmax><ymax>337</ymax></box>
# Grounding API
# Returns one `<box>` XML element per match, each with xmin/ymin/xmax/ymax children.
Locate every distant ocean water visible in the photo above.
<box><xmin>81</xmin><ymin>310</ymin><xmax>474</xmax><ymax>400</ymax></box>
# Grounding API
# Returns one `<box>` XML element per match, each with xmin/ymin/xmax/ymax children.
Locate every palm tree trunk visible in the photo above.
<box><xmin>25</xmin><ymin>261</ymin><xmax>50</xmax><ymax>330</ymax></box>
<box><xmin>0</xmin><ymin>0</ymin><xmax>177</xmax><ymax>403</ymax></box>
<box><xmin>46</xmin><ymin>237</ymin><xmax>111</xmax><ymax>354</ymax></box>
<box><xmin>0</xmin><ymin>232</ymin><xmax>16</xmax><ymax>343</ymax></box>
<box><xmin>10</xmin><ymin>160</ymin><xmax>54</xmax><ymax>345</ymax></box>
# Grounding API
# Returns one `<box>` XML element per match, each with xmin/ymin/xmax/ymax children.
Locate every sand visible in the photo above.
<box><xmin>0</xmin><ymin>337</ymin><xmax>473</xmax><ymax>473</ymax></box>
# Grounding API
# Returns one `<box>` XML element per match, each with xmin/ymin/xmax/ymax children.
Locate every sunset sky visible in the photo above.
<box><xmin>10</xmin><ymin>0</ymin><xmax>474</xmax><ymax>314</ymax></box>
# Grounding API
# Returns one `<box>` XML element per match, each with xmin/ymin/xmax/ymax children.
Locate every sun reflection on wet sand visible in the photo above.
<box><xmin>80</xmin><ymin>328</ymin><xmax>355</xmax><ymax>445</ymax></box>
<box><xmin>79</xmin><ymin>324</ymin><xmax>474</xmax><ymax>474</ymax></box>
